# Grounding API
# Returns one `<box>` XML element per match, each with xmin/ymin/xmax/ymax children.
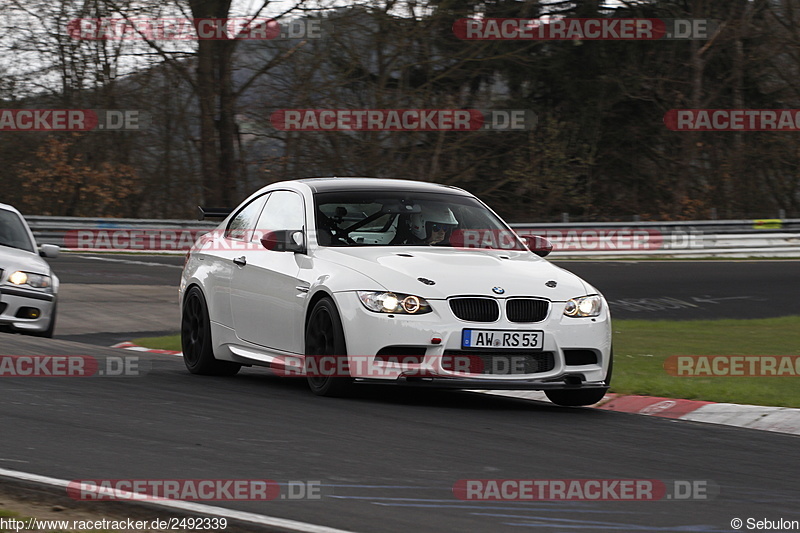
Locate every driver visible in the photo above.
<box><xmin>409</xmin><ymin>206</ymin><xmax>458</xmax><ymax>245</ymax></box>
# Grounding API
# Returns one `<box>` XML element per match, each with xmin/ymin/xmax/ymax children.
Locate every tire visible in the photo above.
<box><xmin>304</xmin><ymin>297</ymin><xmax>353</xmax><ymax>397</ymax></box>
<box><xmin>603</xmin><ymin>350</ymin><xmax>613</xmax><ymax>387</ymax></box>
<box><xmin>545</xmin><ymin>387</ymin><xmax>608</xmax><ymax>407</ymax></box>
<box><xmin>181</xmin><ymin>286</ymin><xmax>241</xmax><ymax>376</ymax></box>
<box><xmin>545</xmin><ymin>347</ymin><xmax>613</xmax><ymax>407</ymax></box>
<box><xmin>31</xmin><ymin>301</ymin><xmax>56</xmax><ymax>338</ymax></box>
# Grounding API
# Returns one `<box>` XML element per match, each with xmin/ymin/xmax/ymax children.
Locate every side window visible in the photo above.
<box><xmin>226</xmin><ymin>194</ymin><xmax>269</xmax><ymax>241</ymax></box>
<box><xmin>253</xmin><ymin>190</ymin><xmax>305</xmax><ymax>241</ymax></box>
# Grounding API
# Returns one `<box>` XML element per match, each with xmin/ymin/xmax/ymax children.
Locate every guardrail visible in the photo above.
<box><xmin>24</xmin><ymin>216</ymin><xmax>800</xmax><ymax>258</ymax></box>
<box><xmin>508</xmin><ymin>224</ymin><xmax>800</xmax><ymax>258</ymax></box>
<box><xmin>510</xmin><ymin>218</ymin><xmax>800</xmax><ymax>234</ymax></box>
<box><xmin>26</xmin><ymin>216</ymin><xmax>215</xmax><ymax>253</ymax></box>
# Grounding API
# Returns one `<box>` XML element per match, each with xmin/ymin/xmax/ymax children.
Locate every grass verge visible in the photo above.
<box><xmin>131</xmin><ymin>334</ymin><xmax>182</xmax><ymax>352</ymax></box>
<box><xmin>612</xmin><ymin>316</ymin><xmax>800</xmax><ymax>407</ymax></box>
<box><xmin>132</xmin><ymin>316</ymin><xmax>800</xmax><ymax>408</ymax></box>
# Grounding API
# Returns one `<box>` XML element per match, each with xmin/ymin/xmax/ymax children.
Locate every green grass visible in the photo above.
<box><xmin>132</xmin><ymin>316</ymin><xmax>800</xmax><ymax>408</ymax></box>
<box><xmin>612</xmin><ymin>316</ymin><xmax>800</xmax><ymax>407</ymax></box>
<box><xmin>131</xmin><ymin>334</ymin><xmax>182</xmax><ymax>352</ymax></box>
<box><xmin>0</xmin><ymin>509</ymin><xmax>25</xmax><ymax>533</ymax></box>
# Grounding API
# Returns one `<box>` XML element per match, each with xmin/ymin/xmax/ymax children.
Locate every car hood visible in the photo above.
<box><xmin>314</xmin><ymin>247</ymin><xmax>592</xmax><ymax>300</ymax></box>
<box><xmin>0</xmin><ymin>245</ymin><xmax>52</xmax><ymax>278</ymax></box>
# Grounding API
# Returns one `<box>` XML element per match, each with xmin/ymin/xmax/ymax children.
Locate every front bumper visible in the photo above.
<box><xmin>331</xmin><ymin>291</ymin><xmax>612</xmax><ymax>389</ymax></box>
<box><xmin>0</xmin><ymin>285</ymin><xmax>56</xmax><ymax>333</ymax></box>
<box><xmin>354</xmin><ymin>377</ymin><xmax>609</xmax><ymax>390</ymax></box>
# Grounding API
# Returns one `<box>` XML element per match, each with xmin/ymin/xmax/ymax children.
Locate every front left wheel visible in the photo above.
<box><xmin>545</xmin><ymin>348</ymin><xmax>613</xmax><ymax>407</ymax></box>
<box><xmin>181</xmin><ymin>287</ymin><xmax>241</xmax><ymax>376</ymax></box>
<box><xmin>544</xmin><ymin>387</ymin><xmax>608</xmax><ymax>407</ymax></box>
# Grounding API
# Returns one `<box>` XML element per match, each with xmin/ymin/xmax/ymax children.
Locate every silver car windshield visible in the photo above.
<box><xmin>0</xmin><ymin>209</ymin><xmax>35</xmax><ymax>253</ymax></box>
<box><xmin>314</xmin><ymin>190</ymin><xmax>526</xmax><ymax>250</ymax></box>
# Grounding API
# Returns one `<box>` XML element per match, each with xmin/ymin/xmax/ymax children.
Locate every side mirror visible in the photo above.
<box><xmin>39</xmin><ymin>244</ymin><xmax>60</xmax><ymax>258</ymax></box>
<box><xmin>260</xmin><ymin>230</ymin><xmax>306</xmax><ymax>253</ymax></box>
<box><xmin>522</xmin><ymin>235</ymin><xmax>553</xmax><ymax>257</ymax></box>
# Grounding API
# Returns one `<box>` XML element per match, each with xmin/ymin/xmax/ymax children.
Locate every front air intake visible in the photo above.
<box><xmin>506</xmin><ymin>298</ymin><xmax>550</xmax><ymax>322</ymax></box>
<box><xmin>443</xmin><ymin>350</ymin><xmax>555</xmax><ymax>374</ymax></box>
<box><xmin>564</xmin><ymin>349</ymin><xmax>598</xmax><ymax>366</ymax></box>
<box><xmin>449</xmin><ymin>298</ymin><xmax>500</xmax><ymax>322</ymax></box>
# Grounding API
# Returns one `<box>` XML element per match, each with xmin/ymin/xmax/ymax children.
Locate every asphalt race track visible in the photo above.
<box><xmin>49</xmin><ymin>255</ymin><xmax>800</xmax><ymax>342</ymax></box>
<box><xmin>1</xmin><ymin>254</ymin><xmax>799</xmax><ymax>532</ymax></box>
<box><xmin>562</xmin><ymin>260</ymin><xmax>800</xmax><ymax>320</ymax></box>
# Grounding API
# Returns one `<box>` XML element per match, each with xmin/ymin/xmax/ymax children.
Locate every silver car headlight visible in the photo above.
<box><xmin>563</xmin><ymin>295</ymin><xmax>602</xmax><ymax>317</ymax></box>
<box><xmin>357</xmin><ymin>291</ymin><xmax>432</xmax><ymax>315</ymax></box>
<box><xmin>8</xmin><ymin>271</ymin><xmax>52</xmax><ymax>289</ymax></box>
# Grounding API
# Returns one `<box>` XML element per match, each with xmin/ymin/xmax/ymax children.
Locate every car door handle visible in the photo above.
<box><xmin>233</xmin><ymin>256</ymin><xmax>247</xmax><ymax>266</ymax></box>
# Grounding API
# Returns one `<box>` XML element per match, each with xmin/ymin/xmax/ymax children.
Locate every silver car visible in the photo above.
<box><xmin>0</xmin><ymin>203</ymin><xmax>60</xmax><ymax>337</ymax></box>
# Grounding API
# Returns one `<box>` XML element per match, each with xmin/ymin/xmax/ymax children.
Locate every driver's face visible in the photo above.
<box><xmin>427</xmin><ymin>228</ymin><xmax>446</xmax><ymax>244</ymax></box>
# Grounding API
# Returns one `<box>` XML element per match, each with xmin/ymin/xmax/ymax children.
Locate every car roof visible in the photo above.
<box><xmin>293</xmin><ymin>177</ymin><xmax>473</xmax><ymax>196</ymax></box>
<box><xmin>0</xmin><ymin>203</ymin><xmax>22</xmax><ymax>214</ymax></box>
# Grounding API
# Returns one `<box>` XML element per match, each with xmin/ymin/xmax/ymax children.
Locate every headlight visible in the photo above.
<box><xmin>357</xmin><ymin>291</ymin><xmax>432</xmax><ymax>315</ymax></box>
<box><xmin>8</xmin><ymin>271</ymin><xmax>52</xmax><ymax>289</ymax></box>
<box><xmin>563</xmin><ymin>295</ymin><xmax>602</xmax><ymax>317</ymax></box>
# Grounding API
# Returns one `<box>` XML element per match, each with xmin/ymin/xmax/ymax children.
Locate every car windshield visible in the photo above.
<box><xmin>314</xmin><ymin>190</ymin><xmax>526</xmax><ymax>250</ymax></box>
<box><xmin>0</xmin><ymin>209</ymin><xmax>35</xmax><ymax>253</ymax></box>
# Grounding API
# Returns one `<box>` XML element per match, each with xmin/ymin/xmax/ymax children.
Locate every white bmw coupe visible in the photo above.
<box><xmin>180</xmin><ymin>178</ymin><xmax>612</xmax><ymax>405</ymax></box>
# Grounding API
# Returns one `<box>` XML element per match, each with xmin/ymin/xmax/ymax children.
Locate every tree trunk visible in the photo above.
<box><xmin>189</xmin><ymin>0</ymin><xmax>234</xmax><ymax>205</ymax></box>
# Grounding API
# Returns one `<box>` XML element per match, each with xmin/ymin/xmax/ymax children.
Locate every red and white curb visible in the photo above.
<box><xmin>482</xmin><ymin>390</ymin><xmax>800</xmax><ymax>436</ymax></box>
<box><xmin>113</xmin><ymin>343</ymin><xmax>800</xmax><ymax>437</ymax></box>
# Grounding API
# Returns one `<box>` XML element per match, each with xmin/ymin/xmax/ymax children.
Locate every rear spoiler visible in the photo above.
<box><xmin>198</xmin><ymin>206</ymin><xmax>233</xmax><ymax>220</ymax></box>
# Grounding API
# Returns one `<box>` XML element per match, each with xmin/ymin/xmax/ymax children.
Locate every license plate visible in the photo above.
<box><xmin>461</xmin><ymin>329</ymin><xmax>544</xmax><ymax>350</ymax></box>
